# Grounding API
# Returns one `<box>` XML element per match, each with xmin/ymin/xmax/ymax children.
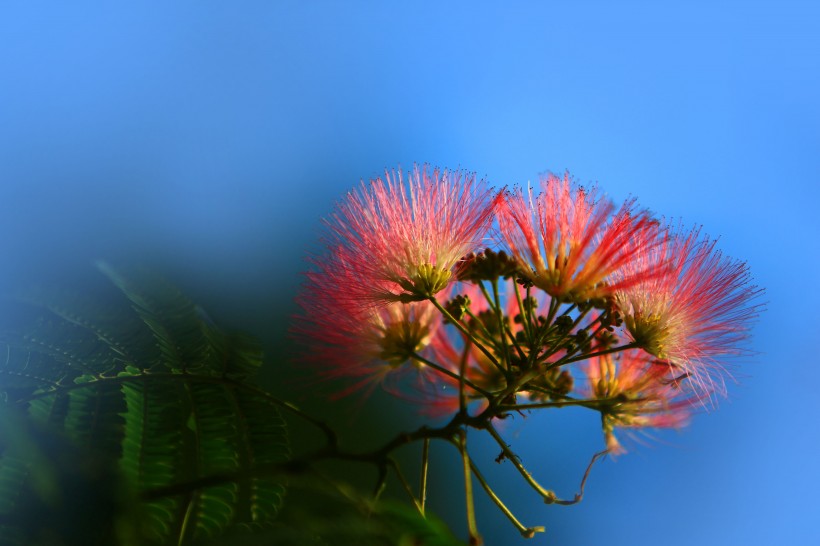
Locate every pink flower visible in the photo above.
<box><xmin>584</xmin><ymin>350</ymin><xmax>699</xmax><ymax>454</ymax></box>
<box><xmin>613</xmin><ymin>226</ymin><xmax>762</xmax><ymax>396</ymax></box>
<box><xmin>495</xmin><ymin>173</ymin><xmax>661</xmax><ymax>302</ymax></box>
<box><xmin>293</xmin><ymin>266</ymin><xmax>443</xmax><ymax>398</ymax></box>
<box><xmin>321</xmin><ymin>164</ymin><xmax>495</xmax><ymax>305</ymax></box>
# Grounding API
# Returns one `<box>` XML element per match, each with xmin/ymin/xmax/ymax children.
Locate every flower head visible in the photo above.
<box><xmin>496</xmin><ymin>173</ymin><xmax>661</xmax><ymax>302</ymax></box>
<box><xmin>322</xmin><ymin>164</ymin><xmax>494</xmax><ymax>305</ymax></box>
<box><xmin>613</xmin><ymin>226</ymin><xmax>762</xmax><ymax>396</ymax></box>
<box><xmin>294</xmin><ymin>267</ymin><xmax>442</xmax><ymax>399</ymax></box>
<box><xmin>585</xmin><ymin>350</ymin><xmax>699</xmax><ymax>454</ymax></box>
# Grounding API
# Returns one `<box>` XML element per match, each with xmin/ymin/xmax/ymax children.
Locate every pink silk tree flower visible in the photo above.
<box><xmin>584</xmin><ymin>350</ymin><xmax>699</xmax><ymax>454</ymax></box>
<box><xmin>613</xmin><ymin>226</ymin><xmax>762</xmax><ymax>396</ymax></box>
<box><xmin>321</xmin><ymin>164</ymin><xmax>495</xmax><ymax>305</ymax></box>
<box><xmin>495</xmin><ymin>173</ymin><xmax>662</xmax><ymax>303</ymax></box>
<box><xmin>293</xmin><ymin>276</ymin><xmax>443</xmax><ymax>399</ymax></box>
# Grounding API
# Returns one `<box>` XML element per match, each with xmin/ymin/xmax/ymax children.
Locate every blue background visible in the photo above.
<box><xmin>1</xmin><ymin>2</ymin><xmax>818</xmax><ymax>545</ymax></box>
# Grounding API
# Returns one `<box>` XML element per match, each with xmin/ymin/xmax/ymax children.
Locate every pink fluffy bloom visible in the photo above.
<box><xmin>613</xmin><ymin>226</ymin><xmax>762</xmax><ymax>396</ymax></box>
<box><xmin>293</xmin><ymin>270</ymin><xmax>444</xmax><ymax>399</ymax></box>
<box><xmin>321</xmin><ymin>164</ymin><xmax>495</xmax><ymax>305</ymax></box>
<box><xmin>293</xmin><ymin>164</ymin><xmax>493</xmax><ymax>400</ymax></box>
<box><xmin>495</xmin><ymin>173</ymin><xmax>662</xmax><ymax>302</ymax></box>
<box><xmin>585</xmin><ymin>350</ymin><xmax>699</xmax><ymax>454</ymax></box>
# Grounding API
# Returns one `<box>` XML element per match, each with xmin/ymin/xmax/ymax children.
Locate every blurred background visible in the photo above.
<box><xmin>1</xmin><ymin>1</ymin><xmax>818</xmax><ymax>544</ymax></box>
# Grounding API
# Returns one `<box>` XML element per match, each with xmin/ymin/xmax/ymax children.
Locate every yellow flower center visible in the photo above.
<box><xmin>398</xmin><ymin>262</ymin><xmax>452</xmax><ymax>299</ymax></box>
<box><xmin>378</xmin><ymin>319</ymin><xmax>431</xmax><ymax>366</ymax></box>
<box><xmin>625</xmin><ymin>312</ymin><xmax>670</xmax><ymax>359</ymax></box>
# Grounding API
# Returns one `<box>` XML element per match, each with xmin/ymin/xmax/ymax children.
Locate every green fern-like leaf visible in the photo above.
<box><xmin>0</xmin><ymin>265</ymin><xmax>289</xmax><ymax>545</ymax></box>
<box><xmin>120</xmin><ymin>378</ymin><xmax>185</xmax><ymax>543</ymax></box>
<box><xmin>203</xmin><ymin>480</ymin><xmax>468</xmax><ymax>546</ymax></box>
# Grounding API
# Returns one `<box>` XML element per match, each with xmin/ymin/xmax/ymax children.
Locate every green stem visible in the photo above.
<box><xmin>491</xmin><ymin>279</ymin><xmax>513</xmax><ymax>372</ymax></box>
<box><xmin>498</xmin><ymin>395</ymin><xmax>636</xmax><ymax>412</ymax></box>
<box><xmin>549</xmin><ymin>450</ymin><xmax>608</xmax><ymax>505</ymax></box>
<box><xmin>525</xmin><ymin>299</ymin><xmax>571</xmax><ymax>367</ymax></box>
<box><xmin>477</xmin><ymin>281</ymin><xmax>496</xmax><ymax>314</ymax></box>
<box><xmin>457</xmin><ymin>430</ymin><xmax>482</xmax><ymax>545</ymax></box>
<box><xmin>538</xmin><ymin>305</ymin><xmax>591</xmax><ymax>362</ymax></box>
<box><xmin>557</xmin><ymin>342</ymin><xmax>640</xmax><ymax>366</ymax></box>
<box><xmin>485</xmin><ymin>423</ymin><xmax>556</xmax><ymax>504</ymax></box>
<box><xmin>420</xmin><ymin>438</ymin><xmax>430</xmax><ymax>516</ymax></box>
<box><xmin>459</xmin><ymin>340</ymin><xmax>470</xmax><ymax>414</ymax></box>
<box><xmin>430</xmin><ymin>296</ymin><xmax>502</xmax><ymax>372</ymax></box>
<box><xmin>516</xmin><ymin>384</ymin><xmax>571</xmax><ymax>400</ymax></box>
<box><xmin>463</xmin><ymin>307</ymin><xmax>509</xmax><ymax>378</ymax></box>
<box><xmin>468</xmin><ymin>457</ymin><xmax>545</xmax><ymax>539</ymax></box>
<box><xmin>410</xmin><ymin>353</ymin><xmax>492</xmax><ymax>399</ymax></box>
<box><xmin>373</xmin><ymin>463</ymin><xmax>388</xmax><ymax>499</ymax></box>
<box><xmin>463</xmin><ymin>308</ymin><xmax>497</xmax><ymax>348</ymax></box>
<box><xmin>543</xmin><ymin>295</ymin><xmax>559</xmax><ymax>329</ymax></box>
<box><xmin>513</xmin><ymin>280</ymin><xmax>533</xmax><ymax>344</ymax></box>
<box><xmin>389</xmin><ymin>458</ymin><xmax>423</xmax><ymax>514</ymax></box>
<box><xmin>477</xmin><ymin>280</ymin><xmax>524</xmax><ymax>364</ymax></box>
<box><xmin>492</xmin><ymin>367</ymin><xmax>542</xmax><ymax>405</ymax></box>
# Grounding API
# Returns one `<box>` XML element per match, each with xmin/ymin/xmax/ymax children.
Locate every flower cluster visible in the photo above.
<box><xmin>293</xmin><ymin>164</ymin><xmax>495</xmax><ymax>399</ymax></box>
<box><xmin>295</xmin><ymin>165</ymin><xmax>761</xmax><ymax>452</ymax></box>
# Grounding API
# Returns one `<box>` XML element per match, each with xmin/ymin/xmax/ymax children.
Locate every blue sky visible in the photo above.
<box><xmin>1</xmin><ymin>2</ymin><xmax>818</xmax><ymax>545</ymax></box>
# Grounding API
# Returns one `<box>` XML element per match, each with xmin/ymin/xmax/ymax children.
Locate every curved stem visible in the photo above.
<box><xmin>549</xmin><ymin>450</ymin><xmax>608</xmax><ymax>505</ymax></box>
<box><xmin>468</xmin><ymin>456</ymin><xmax>545</xmax><ymax>539</ymax></box>
<box><xmin>485</xmin><ymin>422</ymin><xmax>556</xmax><ymax>504</ymax></box>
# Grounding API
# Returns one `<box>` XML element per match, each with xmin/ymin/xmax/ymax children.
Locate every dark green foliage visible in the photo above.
<box><xmin>0</xmin><ymin>407</ymin><xmax>127</xmax><ymax>546</ymax></box>
<box><xmin>0</xmin><ymin>264</ymin><xmax>462</xmax><ymax>546</ymax></box>
<box><xmin>0</xmin><ymin>264</ymin><xmax>289</xmax><ymax>545</ymax></box>
<box><xmin>203</xmin><ymin>479</ymin><xmax>467</xmax><ymax>546</ymax></box>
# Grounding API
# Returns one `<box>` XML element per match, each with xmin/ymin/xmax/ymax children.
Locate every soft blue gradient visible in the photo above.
<box><xmin>1</xmin><ymin>2</ymin><xmax>818</xmax><ymax>545</ymax></box>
